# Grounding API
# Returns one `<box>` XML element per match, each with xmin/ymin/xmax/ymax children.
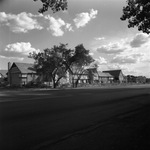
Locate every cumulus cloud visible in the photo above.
<box><xmin>73</xmin><ymin>9</ymin><xmax>98</xmax><ymax>28</ymax></box>
<box><xmin>96</xmin><ymin>42</ymin><xmax>125</xmax><ymax>54</ymax></box>
<box><xmin>92</xmin><ymin>57</ymin><xmax>108</xmax><ymax>67</ymax></box>
<box><xmin>130</xmin><ymin>33</ymin><xmax>150</xmax><ymax>48</ymax></box>
<box><xmin>5</xmin><ymin>42</ymin><xmax>40</xmax><ymax>55</ymax></box>
<box><xmin>45</xmin><ymin>15</ymin><xmax>73</xmax><ymax>36</ymax></box>
<box><xmin>93</xmin><ymin>35</ymin><xmax>150</xmax><ymax>77</ymax></box>
<box><xmin>98</xmin><ymin>56</ymin><xmax>108</xmax><ymax>64</ymax></box>
<box><xmin>0</xmin><ymin>12</ymin><xmax>43</xmax><ymax>33</ymax></box>
<box><xmin>65</xmin><ymin>23</ymin><xmax>73</xmax><ymax>32</ymax></box>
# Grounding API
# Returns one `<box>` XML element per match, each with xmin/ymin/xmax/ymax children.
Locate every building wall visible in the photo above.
<box><xmin>0</xmin><ymin>73</ymin><xmax>4</xmax><ymax>83</ymax></box>
<box><xmin>118</xmin><ymin>72</ymin><xmax>124</xmax><ymax>83</ymax></box>
<box><xmin>9</xmin><ymin>66</ymin><xmax>21</xmax><ymax>86</ymax></box>
<box><xmin>99</xmin><ymin>77</ymin><xmax>112</xmax><ymax>83</ymax></box>
<box><xmin>0</xmin><ymin>73</ymin><xmax>3</xmax><ymax>78</ymax></box>
<box><xmin>9</xmin><ymin>65</ymin><xmax>37</xmax><ymax>86</ymax></box>
<box><xmin>72</xmin><ymin>74</ymin><xmax>89</xmax><ymax>83</ymax></box>
<box><xmin>27</xmin><ymin>73</ymin><xmax>38</xmax><ymax>83</ymax></box>
<box><xmin>11</xmin><ymin>73</ymin><xmax>21</xmax><ymax>86</ymax></box>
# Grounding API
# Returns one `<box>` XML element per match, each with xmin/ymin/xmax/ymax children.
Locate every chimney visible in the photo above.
<box><xmin>8</xmin><ymin>62</ymin><xmax>11</xmax><ymax>85</ymax></box>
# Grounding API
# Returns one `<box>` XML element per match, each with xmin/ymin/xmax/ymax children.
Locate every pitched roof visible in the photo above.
<box><xmin>103</xmin><ymin>70</ymin><xmax>122</xmax><ymax>77</ymax></box>
<box><xmin>97</xmin><ymin>71</ymin><xmax>113</xmax><ymax>77</ymax></box>
<box><xmin>0</xmin><ymin>70</ymin><xmax>7</xmax><ymax>78</ymax></box>
<box><xmin>13</xmin><ymin>62</ymin><xmax>36</xmax><ymax>74</ymax></box>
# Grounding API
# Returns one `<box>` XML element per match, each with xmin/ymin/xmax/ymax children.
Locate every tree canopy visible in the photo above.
<box><xmin>33</xmin><ymin>0</ymin><xmax>68</xmax><ymax>13</ymax></box>
<box><xmin>121</xmin><ymin>0</ymin><xmax>150</xmax><ymax>34</ymax></box>
<box><xmin>29</xmin><ymin>43</ymin><xmax>73</xmax><ymax>88</ymax></box>
<box><xmin>29</xmin><ymin>43</ymin><xmax>94</xmax><ymax>88</ymax></box>
<box><xmin>70</xmin><ymin>44</ymin><xmax>94</xmax><ymax>87</ymax></box>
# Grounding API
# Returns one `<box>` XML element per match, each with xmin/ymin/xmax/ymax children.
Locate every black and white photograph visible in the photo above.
<box><xmin>0</xmin><ymin>0</ymin><xmax>150</xmax><ymax>149</ymax></box>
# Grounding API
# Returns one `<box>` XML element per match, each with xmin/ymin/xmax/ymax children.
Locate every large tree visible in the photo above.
<box><xmin>70</xmin><ymin>44</ymin><xmax>94</xmax><ymax>87</ymax></box>
<box><xmin>29</xmin><ymin>43</ymin><xmax>94</xmax><ymax>88</ymax></box>
<box><xmin>29</xmin><ymin>43</ymin><xmax>73</xmax><ymax>88</ymax></box>
<box><xmin>121</xmin><ymin>0</ymin><xmax>150</xmax><ymax>34</ymax></box>
<box><xmin>33</xmin><ymin>0</ymin><xmax>68</xmax><ymax>13</ymax></box>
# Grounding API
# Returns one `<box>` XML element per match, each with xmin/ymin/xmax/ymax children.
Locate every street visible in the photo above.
<box><xmin>0</xmin><ymin>86</ymin><xmax>150</xmax><ymax>150</ymax></box>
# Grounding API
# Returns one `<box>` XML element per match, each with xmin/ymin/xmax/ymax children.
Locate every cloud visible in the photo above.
<box><xmin>0</xmin><ymin>11</ymin><xmax>74</xmax><ymax>36</ymax></box>
<box><xmin>111</xmin><ymin>52</ymin><xmax>145</xmax><ymax>64</ymax></box>
<box><xmin>95</xmin><ymin>37</ymin><xmax>105</xmax><ymax>41</ymax></box>
<box><xmin>96</xmin><ymin>42</ymin><xmax>125</xmax><ymax>54</ymax></box>
<box><xmin>89</xmin><ymin>52</ymin><xmax>94</xmax><ymax>56</ymax></box>
<box><xmin>45</xmin><ymin>15</ymin><xmax>73</xmax><ymax>36</ymax></box>
<box><xmin>130</xmin><ymin>33</ymin><xmax>150</xmax><ymax>48</ymax></box>
<box><xmin>65</xmin><ymin>23</ymin><xmax>73</xmax><ymax>32</ymax></box>
<box><xmin>0</xmin><ymin>12</ymin><xmax>43</xmax><ymax>33</ymax></box>
<box><xmin>46</xmin><ymin>16</ymin><xmax>65</xmax><ymax>36</ymax></box>
<box><xmin>111</xmin><ymin>55</ymin><xmax>137</xmax><ymax>64</ymax></box>
<box><xmin>74</xmin><ymin>9</ymin><xmax>98</xmax><ymax>28</ymax></box>
<box><xmin>93</xmin><ymin>57</ymin><xmax>108</xmax><ymax>66</ymax></box>
<box><xmin>5</xmin><ymin>42</ymin><xmax>40</xmax><ymax>55</ymax></box>
<box><xmin>94</xmin><ymin>35</ymin><xmax>150</xmax><ymax>77</ymax></box>
<box><xmin>0</xmin><ymin>55</ymin><xmax>24</xmax><ymax>61</ymax></box>
<box><xmin>98</xmin><ymin>57</ymin><xmax>108</xmax><ymax>64</ymax></box>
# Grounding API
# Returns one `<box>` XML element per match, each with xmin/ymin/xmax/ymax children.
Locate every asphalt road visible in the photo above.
<box><xmin>0</xmin><ymin>86</ymin><xmax>150</xmax><ymax>150</ymax></box>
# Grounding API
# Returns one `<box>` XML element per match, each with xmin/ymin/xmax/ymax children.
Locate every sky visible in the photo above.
<box><xmin>0</xmin><ymin>0</ymin><xmax>150</xmax><ymax>77</ymax></box>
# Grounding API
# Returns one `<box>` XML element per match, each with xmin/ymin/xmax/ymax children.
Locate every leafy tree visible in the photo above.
<box><xmin>29</xmin><ymin>43</ymin><xmax>73</xmax><ymax>88</ymax></box>
<box><xmin>33</xmin><ymin>0</ymin><xmax>68</xmax><ymax>13</ymax></box>
<box><xmin>70</xmin><ymin>44</ymin><xmax>94</xmax><ymax>87</ymax></box>
<box><xmin>29</xmin><ymin>43</ymin><xmax>94</xmax><ymax>88</ymax></box>
<box><xmin>121</xmin><ymin>0</ymin><xmax>150</xmax><ymax>34</ymax></box>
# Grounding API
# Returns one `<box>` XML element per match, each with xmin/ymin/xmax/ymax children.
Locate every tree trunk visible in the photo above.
<box><xmin>52</xmin><ymin>77</ymin><xmax>57</xmax><ymax>88</ymax></box>
<box><xmin>55</xmin><ymin>76</ymin><xmax>63</xmax><ymax>87</ymax></box>
<box><xmin>53</xmin><ymin>81</ymin><xmax>57</xmax><ymax>88</ymax></box>
<box><xmin>72</xmin><ymin>76</ymin><xmax>76</xmax><ymax>88</ymax></box>
<box><xmin>75</xmin><ymin>79</ymin><xmax>79</xmax><ymax>88</ymax></box>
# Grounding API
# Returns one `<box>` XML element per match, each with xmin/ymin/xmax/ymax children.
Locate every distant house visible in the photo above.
<box><xmin>69</xmin><ymin>66</ymin><xmax>89</xmax><ymax>85</ymax></box>
<box><xmin>97</xmin><ymin>71</ymin><xmax>114</xmax><ymax>83</ymax></box>
<box><xmin>86</xmin><ymin>68</ymin><xmax>98</xmax><ymax>84</ymax></box>
<box><xmin>0</xmin><ymin>70</ymin><xmax>7</xmax><ymax>83</ymax></box>
<box><xmin>103</xmin><ymin>70</ymin><xmax>125</xmax><ymax>83</ymax></box>
<box><xmin>8</xmin><ymin>62</ymin><xmax>38</xmax><ymax>86</ymax></box>
<box><xmin>72</xmin><ymin>70</ymin><xmax>89</xmax><ymax>84</ymax></box>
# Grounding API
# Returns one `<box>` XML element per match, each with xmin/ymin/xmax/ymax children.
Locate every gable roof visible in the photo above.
<box><xmin>0</xmin><ymin>70</ymin><xmax>7</xmax><ymax>78</ymax></box>
<box><xmin>103</xmin><ymin>70</ymin><xmax>123</xmax><ymax>77</ymax></box>
<box><xmin>97</xmin><ymin>71</ymin><xmax>113</xmax><ymax>77</ymax></box>
<box><xmin>11</xmin><ymin>62</ymin><xmax>36</xmax><ymax>74</ymax></box>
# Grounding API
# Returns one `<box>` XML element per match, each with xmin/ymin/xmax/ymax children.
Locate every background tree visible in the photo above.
<box><xmin>70</xmin><ymin>44</ymin><xmax>94</xmax><ymax>87</ymax></box>
<box><xmin>29</xmin><ymin>43</ymin><xmax>73</xmax><ymax>88</ymax></box>
<box><xmin>121</xmin><ymin>0</ymin><xmax>150</xmax><ymax>34</ymax></box>
<box><xmin>86</xmin><ymin>63</ymin><xmax>99</xmax><ymax>84</ymax></box>
<box><xmin>33</xmin><ymin>0</ymin><xmax>68</xmax><ymax>13</ymax></box>
<box><xmin>29</xmin><ymin>43</ymin><xmax>94</xmax><ymax>88</ymax></box>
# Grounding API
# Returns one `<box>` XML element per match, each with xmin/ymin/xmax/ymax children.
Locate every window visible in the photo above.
<box><xmin>21</xmin><ymin>74</ymin><xmax>27</xmax><ymax>78</ymax></box>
